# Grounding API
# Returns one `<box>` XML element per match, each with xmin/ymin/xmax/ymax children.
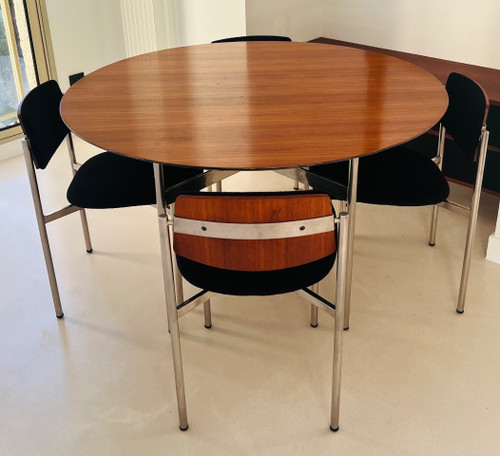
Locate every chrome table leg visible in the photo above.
<box><xmin>154</xmin><ymin>163</ymin><xmax>188</xmax><ymax>431</ymax></box>
<box><xmin>331</xmin><ymin>212</ymin><xmax>348</xmax><ymax>431</ymax></box>
<box><xmin>343</xmin><ymin>158</ymin><xmax>359</xmax><ymax>330</ymax></box>
<box><xmin>428</xmin><ymin>125</ymin><xmax>446</xmax><ymax>247</ymax></box>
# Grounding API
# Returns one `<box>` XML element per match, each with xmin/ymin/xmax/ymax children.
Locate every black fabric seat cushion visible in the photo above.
<box><xmin>310</xmin><ymin>146</ymin><xmax>450</xmax><ymax>206</ymax></box>
<box><xmin>67</xmin><ymin>152</ymin><xmax>202</xmax><ymax>209</ymax></box>
<box><xmin>177</xmin><ymin>254</ymin><xmax>335</xmax><ymax>296</ymax></box>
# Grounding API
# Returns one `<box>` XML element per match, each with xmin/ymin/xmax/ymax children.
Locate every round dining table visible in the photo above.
<box><xmin>61</xmin><ymin>42</ymin><xmax>447</xmax><ymax>169</ymax></box>
<box><xmin>61</xmin><ymin>41</ymin><xmax>448</xmax><ymax>430</ymax></box>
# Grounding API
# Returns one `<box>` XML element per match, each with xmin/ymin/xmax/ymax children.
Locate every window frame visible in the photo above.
<box><xmin>0</xmin><ymin>0</ymin><xmax>57</xmax><ymax>144</ymax></box>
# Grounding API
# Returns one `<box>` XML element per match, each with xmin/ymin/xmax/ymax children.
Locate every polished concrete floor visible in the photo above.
<box><xmin>2</xmin><ymin>139</ymin><xmax>500</xmax><ymax>455</ymax></box>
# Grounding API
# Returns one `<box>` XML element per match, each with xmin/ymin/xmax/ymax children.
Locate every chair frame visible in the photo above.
<box><xmin>21</xmin><ymin>95</ymin><xmax>237</xmax><ymax>319</ymax></box>
<box><xmin>276</xmin><ymin>165</ymin><xmax>357</xmax><ymax>330</ymax></box>
<box><xmin>430</xmin><ymin>123</ymin><xmax>490</xmax><ymax>313</ymax></box>
<box><xmin>311</xmin><ymin>119</ymin><xmax>489</xmax><ymax>326</ymax></box>
<box><xmin>22</xmin><ymin>132</ymin><xmax>92</xmax><ymax>318</ymax></box>
<box><xmin>154</xmin><ymin>163</ymin><xmax>349</xmax><ymax>431</ymax></box>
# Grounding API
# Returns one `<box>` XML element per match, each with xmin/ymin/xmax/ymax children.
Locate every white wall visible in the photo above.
<box><xmin>166</xmin><ymin>0</ymin><xmax>246</xmax><ymax>47</ymax></box>
<box><xmin>45</xmin><ymin>0</ymin><xmax>126</xmax><ymax>91</ymax></box>
<box><xmin>321</xmin><ymin>0</ymin><xmax>500</xmax><ymax>70</ymax></box>
<box><xmin>487</xmin><ymin>204</ymin><xmax>500</xmax><ymax>264</ymax></box>
<box><xmin>245</xmin><ymin>0</ymin><xmax>322</xmax><ymax>42</ymax></box>
<box><xmin>0</xmin><ymin>0</ymin><xmax>126</xmax><ymax>161</ymax></box>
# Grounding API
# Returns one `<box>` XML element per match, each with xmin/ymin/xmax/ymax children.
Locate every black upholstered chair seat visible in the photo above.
<box><xmin>177</xmin><ymin>255</ymin><xmax>335</xmax><ymax>296</ymax></box>
<box><xmin>67</xmin><ymin>152</ymin><xmax>202</xmax><ymax>209</ymax></box>
<box><xmin>311</xmin><ymin>146</ymin><xmax>450</xmax><ymax>206</ymax></box>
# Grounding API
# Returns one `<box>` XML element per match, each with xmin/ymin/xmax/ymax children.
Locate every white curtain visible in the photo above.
<box><xmin>119</xmin><ymin>0</ymin><xmax>158</xmax><ymax>57</ymax></box>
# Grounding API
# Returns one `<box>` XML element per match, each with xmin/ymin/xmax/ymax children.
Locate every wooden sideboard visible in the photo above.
<box><xmin>313</xmin><ymin>38</ymin><xmax>500</xmax><ymax>195</ymax></box>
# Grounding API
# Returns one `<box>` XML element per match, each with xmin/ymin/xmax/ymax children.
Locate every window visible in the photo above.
<box><xmin>0</xmin><ymin>0</ymin><xmax>55</xmax><ymax>143</ymax></box>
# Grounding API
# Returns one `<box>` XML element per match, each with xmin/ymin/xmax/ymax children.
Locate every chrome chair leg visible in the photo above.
<box><xmin>155</xmin><ymin>164</ymin><xmax>189</xmax><ymax>431</ymax></box>
<box><xmin>167</xmin><ymin>203</ymin><xmax>185</xmax><ymax>309</ymax></box>
<box><xmin>457</xmin><ymin>211</ymin><xmax>477</xmax><ymax>314</ymax></box>
<box><xmin>428</xmin><ymin>205</ymin><xmax>439</xmax><ymax>246</ymax></box>
<box><xmin>302</xmin><ymin>182</ymin><xmax>320</xmax><ymax>325</ymax></box>
<box><xmin>36</xmin><ymin>211</ymin><xmax>64</xmax><ymax>318</ymax></box>
<box><xmin>331</xmin><ymin>212</ymin><xmax>348</xmax><ymax>432</ymax></box>
<box><xmin>456</xmin><ymin>129</ymin><xmax>489</xmax><ymax>313</ymax></box>
<box><xmin>79</xmin><ymin>209</ymin><xmax>93</xmax><ymax>252</ymax></box>
<box><xmin>199</xmin><ymin>187</ymin><xmax>214</xmax><ymax>329</ymax></box>
<box><xmin>310</xmin><ymin>282</ymin><xmax>319</xmax><ymax>327</ymax></box>
<box><xmin>23</xmin><ymin>147</ymin><xmax>64</xmax><ymax>318</ymax></box>
<box><xmin>66</xmin><ymin>135</ymin><xmax>93</xmax><ymax>253</ymax></box>
<box><xmin>203</xmin><ymin>300</ymin><xmax>212</xmax><ymax>328</ymax></box>
<box><xmin>173</xmin><ymin>255</ymin><xmax>184</xmax><ymax>305</ymax></box>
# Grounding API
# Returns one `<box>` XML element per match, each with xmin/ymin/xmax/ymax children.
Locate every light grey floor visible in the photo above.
<box><xmin>2</xmin><ymin>139</ymin><xmax>500</xmax><ymax>456</ymax></box>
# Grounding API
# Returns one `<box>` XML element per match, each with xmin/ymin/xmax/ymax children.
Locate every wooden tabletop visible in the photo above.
<box><xmin>61</xmin><ymin>42</ymin><xmax>448</xmax><ymax>170</ymax></box>
<box><xmin>314</xmin><ymin>38</ymin><xmax>500</xmax><ymax>108</ymax></box>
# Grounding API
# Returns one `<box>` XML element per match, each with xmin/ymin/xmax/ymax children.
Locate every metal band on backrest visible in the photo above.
<box><xmin>173</xmin><ymin>193</ymin><xmax>336</xmax><ymax>272</ymax></box>
<box><xmin>174</xmin><ymin>215</ymin><xmax>334</xmax><ymax>240</ymax></box>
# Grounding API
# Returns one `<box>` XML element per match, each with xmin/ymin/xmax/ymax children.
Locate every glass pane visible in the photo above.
<box><xmin>0</xmin><ymin>0</ymin><xmax>37</xmax><ymax>131</ymax></box>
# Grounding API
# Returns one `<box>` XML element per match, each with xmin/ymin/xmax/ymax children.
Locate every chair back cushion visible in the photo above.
<box><xmin>17</xmin><ymin>80</ymin><xmax>69</xmax><ymax>169</ymax></box>
<box><xmin>212</xmin><ymin>35</ymin><xmax>292</xmax><ymax>43</ymax></box>
<box><xmin>174</xmin><ymin>192</ymin><xmax>335</xmax><ymax>272</ymax></box>
<box><xmin>442</xmin><ymin>72</ymin><xmax>489</xmax><ymax>162</ymax></box>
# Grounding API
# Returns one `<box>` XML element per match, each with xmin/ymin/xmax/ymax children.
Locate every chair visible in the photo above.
<box><xmin>211</xmin><ymin>35</ymin><xmax>292</xmax><ymax>43</ymax></box>
<box><xmin>308</xmin><ymin>72</ymin><xmax>490</xmax><ymax>321</ymax></box>
<box><xmin>162</xmin><ymin>192</ymin><xmax>348</xmax><ymax>431</ymax></box>
<box><xmin>18</xmin><ymin>80</ymin><xmax>208</xmax><ymax>318</ymax></box>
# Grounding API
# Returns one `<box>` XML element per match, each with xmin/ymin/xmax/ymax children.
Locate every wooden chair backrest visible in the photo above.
<box><xmin>174</xmin><ymin>193</ymin><xmax>336</xmax><ymax>272</ymax></box>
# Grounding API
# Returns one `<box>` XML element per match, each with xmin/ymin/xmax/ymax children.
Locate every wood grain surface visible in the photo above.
<box><xmin>173</xmin><ymin>193</ymin><xmax>335</xmax><ymax>271</ymax></box>
<box><xmin>313</xmin><ymin>38</ymin><xmax>500</xmax><ymax>107</ymax></box>
<box><xmin>61</xmin><ymin>42</ymin><xmax>448</xmax><ymax>170</ymax></box>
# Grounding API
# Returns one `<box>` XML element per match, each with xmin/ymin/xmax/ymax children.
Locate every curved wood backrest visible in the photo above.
<box><xmin>174</xmin><ymin>193</ymin><xmax>336</xmax><ymax>272</ymax></box>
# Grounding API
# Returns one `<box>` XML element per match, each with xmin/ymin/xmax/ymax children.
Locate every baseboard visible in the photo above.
<box><xmin>486</xmin><ymin>233</ymin><xmax>500</xmax><ymax>264</ymax></box>
<box><xmin>0</xmin><ymin>138</ymin><xmax>22</xmax><ymax>161</ymax></box>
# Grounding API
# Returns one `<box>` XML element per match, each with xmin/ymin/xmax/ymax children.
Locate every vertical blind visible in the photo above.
<box><xmin>119</xmin><ymin>0</ymin><xmax>158</xmax><ymax>57</ymax></box>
